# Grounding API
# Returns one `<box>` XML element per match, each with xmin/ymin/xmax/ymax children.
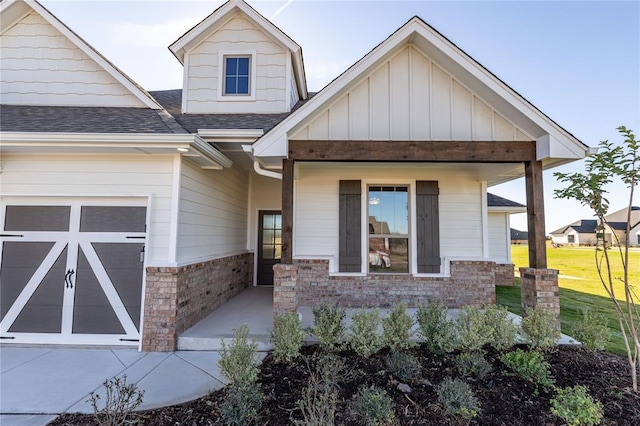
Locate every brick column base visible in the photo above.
<box><xmin>274</xmin><ymin>264</ymin><xmax>298</xmax><ymax>313</ymax></box>
<box><xmin>495</xmin><ymin>263</ymin><xmax>515</xmax><ymax>286</ymax></box>
<box><xmin>520</xmin><ymin>267</ymin><xmax>560</xmax><ymax>331</ymax></box>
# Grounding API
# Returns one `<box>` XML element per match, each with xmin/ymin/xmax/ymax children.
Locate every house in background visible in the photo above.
<box><xmin>1</xmin><ymin>0</ymin><xmax>589</xmax><ymax>351</ymax></box>
<box><xmin>550</xmin><ymin>206</ymin><xmax>640</xmax><ymax>247</ymax></box>
<box><xmin>510</xmin><ymin>228</ymin><xmax>529</xmax><ymax>245</ymax></box>
<box><xmin>549</xmin><ymin>219</ymin><xmax>598</xmax><ymax>246</ymax></box>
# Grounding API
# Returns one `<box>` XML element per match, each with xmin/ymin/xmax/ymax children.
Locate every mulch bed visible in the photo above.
<box><xmin>50</xmin><ymin>344</ymin><xmax>640</xmax><ymax>425</ymax></box>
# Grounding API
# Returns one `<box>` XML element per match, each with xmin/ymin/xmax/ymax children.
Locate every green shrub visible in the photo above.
<box><xmin>348</xmin><ymin>309</ymin><xmax>384</xmax><ymax>358</ymax></box>
<box><xmin>385</xmin><ymin>351</ymin><xmax>421</xmax><ymax>382</ymax></box>
<box><xmin>455</xmin><ymin>306</ymin><xmax>493</xmax><ymax>352</ymax></box>
<box><xmin>551</xmin><ymin>385</ymin><xmax>603</xmax><ymax>426</ymax></box>
<box><xmin>500</xmin><ymin>349</ymin><xmax>555</xmax><ymax>391</ymax></box>
<box><xmin>271</xmin><ymin>312</ymin><xmax>304</xmax><ymax>363</ymax></box>
<box><xmin>436</xmin><ymin>377</ymin><xmax>480</xmax><ymax>419</ymax></box>
<box><xmin>311</xmin><ymin>305</ymin><xmax>346</xmax><ymax>350</ymax></box>
<box><xmin>572</xmin><ymin>309</ymin><xmax>611</xmax><ymax>352</ymax></box>
<box><xmin>521</xmin><ymin>306</ymin><xmax>559</xmax><ymax>351</ymax></box>
<box><xmin>220</xmin><ymin>383</ymin><xmax>263</xmax><ymax>426</ymax></box>
<box><xmin>484</xmin><ymin>305</ymin><xmax>518</xmax><ymax>352</ymax></box>
<box><xmin>352</xmin><ymin>386</ymin><xmax>395</xmax><ymax>426</ymax></box>
<box><xmin>416</xmin><ymin>301</ymin><xmax>458</xmax><ymax>353</ymax></box>
<box><xmin>382</xmin><ymin>304</ymin><xmax>416</xmax><ymax>352</ymax></box>
<box><xmin>294</xmin><ymin>355</ymin><xmax>343</xmax><ymax>426</ymax></box>
<box><xmin>218</xmin><ymin>324</ymin><xmax>260</xmax><ymax>386</ymax></box>
<box><xmin>455</xmin><ymin>351</ymin><xmax>492</xmax><ymax>380</ymax></box>
<box><xmin>88</xmin><ymin>375</ymin><xmax>144</xmax><ymax>426</ymax></box>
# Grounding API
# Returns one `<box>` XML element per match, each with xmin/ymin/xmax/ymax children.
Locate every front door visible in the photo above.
<box><xmin>0</xmin><ymin>201</ymin><xmax>146</xmax><ymax>345</ymax></box>
<box><xmin>257</xmin><ymin>211</ymin><xmax>281</xmax><ymax>285</ymax></box>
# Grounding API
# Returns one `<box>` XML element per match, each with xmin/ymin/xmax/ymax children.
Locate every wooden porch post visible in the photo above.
<box><xmin>281</xmin><ymin>159</ymin><xmax>294</xmax><ymax>264</ymax></box>
<box><xmin>525</xmin><ymin>160</ymin><xmax>547</xmax><ymax>269</ymax></box>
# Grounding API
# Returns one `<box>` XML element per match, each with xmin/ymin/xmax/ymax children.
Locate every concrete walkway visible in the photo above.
<box><xmin>0</xmin><ymin>346</ymin><xmax>265</xmax><ymax>426</ymax></box>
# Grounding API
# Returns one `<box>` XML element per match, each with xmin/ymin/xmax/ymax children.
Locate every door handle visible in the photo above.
<box><xmin>65</xmin><ymin>269</ymin><xmax>75</xmax><ymax>289</ymax></box>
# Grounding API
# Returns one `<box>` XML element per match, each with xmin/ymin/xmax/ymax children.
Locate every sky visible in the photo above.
<box><xmin>39</xmin><ymin>0</ymin><xmax>640</xmax><ymax>233</ymax></box>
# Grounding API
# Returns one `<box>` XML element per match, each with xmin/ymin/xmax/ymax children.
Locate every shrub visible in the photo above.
<box><xmin>218</xmin><ymin>324</ymin><xmax>260</xmax><ymax>386</ymax></box>
<box><xmin>500</xmin><ymin>349</ymin><xmax>555</xmax><ymax>391</ymax></box>
<box><xmin>220</xmin><ymin>384</ymin><xmax>263</xmax><ymax>426</ymax></box>
<box><xmin>437</xmin><ymin>377</ymin><xmax>480</xmax><ymax>419</ymax></box>
<box><xmin>294</xmin><ymin>355</ymin><xmax>343</xmax><ymax>426</ymax></box>
<box><xmin>455</xmin><ymin>306</ymin><xmax>493</xmax><ymax>352</ymax></box>
<box><xmin>521</xmin><ymin>306</ymin><xmax>559</xmax><ymax>351</ymax></box>
<box><xmin>572</xmin><ymin>309</ymin><xmax>611</xmax><ymax>352</ymax></box>
<box><xmin>484</xmin><ymin>305</ymin><xmax>518</xmax><ymax>352</ymax></box>
<box><xmin>352</xmin><ymin>386</ymin><xmax>395</xmax><ymax>426</ymax></box>
<box><xmin>348</xmin><ymin>309</ymin><xmax>384</xmax><ymax>358</ymax></box>
<box><xmin>88</xmin><ymin>375</ymin><xmax>144</xmax><ymax>426</ymax></box>
<box><xmin>271</xmin><ymin>312</ymin><xmax>304</xmax><ymax>363</ymax></box>
<box><xmin>382</xmin><ymin>304</ymin><xmax>416</xmax><ymax>352</ymax></box>
<box><xmin>385</xmin><ymin>351</ymin><xmax>421</xmax><ymax>382</ymax></box>
<box><xmin>416</xmin><ymin>301</ymin><xmax>458</xmax><ymax>353</ymax></box>
<box><xmin>551</xmin><ymin>385</ymin><xmax>603</xmax><ymax>426</ymax></box>
<box><xmin>311</xmin><ymin>305</ymin><xmax>346</xmax><ymax>350</ymax></box>
<box><xmin>455</xmin><ymin>351</ymin><xmax>492</xmax><ymax>380</ymax></box>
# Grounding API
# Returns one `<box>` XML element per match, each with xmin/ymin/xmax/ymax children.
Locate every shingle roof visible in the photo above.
<box><xmin>0</xmin><ymin>104</ymin><xmax>177</xmax><ymax>133</ymax></box>
<box><xmin>487</xmin><ymin>193</ymin><xmax>525</xmax><ymax>208</ymax></box>
<box><xmin>608</xmin><ymin>222</ymin><xmax>629</xmax><ymax>231</ymax></box>
<box><xmin>550</xmin><ymin>219</ymin><xmax>598</xmax><ymax>235</ymax></box>
<box><xmin>511</xmin><ymin>228</ymin><xmax>528</xmax><ymax>240</ymax></box>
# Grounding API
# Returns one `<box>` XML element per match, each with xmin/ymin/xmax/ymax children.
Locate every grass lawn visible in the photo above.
<box><xmin>496</xmin><ymin>244</ymin><xmax>640</xmax><ymax>356</ymax></box>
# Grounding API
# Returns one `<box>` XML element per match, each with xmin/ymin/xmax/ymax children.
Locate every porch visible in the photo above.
<box><xmin>177</xmin><ymin>286</ymin><xmax>575</xmax><ymax>351</ymax></box>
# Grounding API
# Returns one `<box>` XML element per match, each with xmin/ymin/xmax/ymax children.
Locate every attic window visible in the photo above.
<box><xmin>224</xmin><ymin>56</ymin><xmax>250</xmax><ymax>95</ymax></box>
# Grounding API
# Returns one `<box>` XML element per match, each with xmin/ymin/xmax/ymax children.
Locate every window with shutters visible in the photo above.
<box><xmin>368</xmin><ymin>186</ymin><xmax>409</xmax><ymax>273</ymax></box>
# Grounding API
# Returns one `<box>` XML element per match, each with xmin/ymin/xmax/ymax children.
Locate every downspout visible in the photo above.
<box><xmin>242</xmin><ymin>144</ymin><xmax>282</xmax><ymax>180</ymax></box>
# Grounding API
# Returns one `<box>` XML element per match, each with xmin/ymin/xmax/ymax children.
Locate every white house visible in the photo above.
<box><xmin>0</xmin><ymin>0</ymin><xmax>588</xmax><ymax>351</ymax></box>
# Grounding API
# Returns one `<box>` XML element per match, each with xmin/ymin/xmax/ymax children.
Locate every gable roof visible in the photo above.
<box><xmin>550</xmin><ymin>219</ymin><xmax>598</xmax><ymax>235</ymax></box>
<box><xmin>487</xmin><ymin>193</ymin><xmax>525</xmax><ymax>208</ymax></box>
<box><xmin>252</xmin><ymin>16</ymin><xmax>588</xmax><ymax>167</ymax></box>
<box><xmin>0</xmin><ymin>0</ymin><xmax>162</xmax><ymax>110</ymax></box>
<box><xmin>169</xmin><ymin>0</ymin><xmax>307</xmax><ymax>100</ymax></box>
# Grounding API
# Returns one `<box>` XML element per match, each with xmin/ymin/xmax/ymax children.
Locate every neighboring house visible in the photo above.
<box><xmin>0</xmin><ymin>0</ymin><xmax>588</xmax><ymax>351</ymax></box>
<box><xmin>550</xmin><ymin>206</ymin><xmax>640</xmax><ymax>247</ymax></box>
<box><xmin>510</xmin><ymin>228</ymin><xmax>529</xmax><ymax>244</ymax></box>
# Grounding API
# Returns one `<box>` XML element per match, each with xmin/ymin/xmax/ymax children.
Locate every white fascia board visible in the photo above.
<box><xmin>0</xmin><ymin>0</ymin><xmax>32</xmax><ymax>35</ymax></box>
<box><xmin>536</xmin><ymin>134</ymin><xmax>586</xmax><ymax>161</ymax></box>
<box><xmin>198</xmin><ymin>129</ymin><xmax>264</xmax><ymax>139</ymax></box>
<box><xmin>25</xmin><ymin>0</ymin><xmax>162</xmax><ymax>110</ymax></box>
<box><xmin>488</xmin><ymin>206</ymin><xmax>527</xmax><ymax>214</ymax></box>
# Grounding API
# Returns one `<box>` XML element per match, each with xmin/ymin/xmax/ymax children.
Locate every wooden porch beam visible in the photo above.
<box><xmin>281</xmin><ymin>158</ymin><xmax>294</xmax><ymax>264</ymax></box>
<box><xmin>525</xmin><ymin>160</ymin><xmax>547</xmax><ymax>268</ymax></box>
<box><xmin>289</xmin><ymin>140</ymin><xmax>536</xmax><ymax>162</ymax></box>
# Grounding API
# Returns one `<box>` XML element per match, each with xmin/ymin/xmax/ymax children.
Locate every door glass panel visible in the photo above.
<box><xmin>263</xmin><ymin>230</ymin><xmax>275</xmax><ymax>245</ymax></box>
<box><xmin>263</xmin><ymin>214</ymin><xmax>274</xmax><ymax>229</ymax></box>
<box><xmin>73</xmin><ymin>247</ymin><xmax>125</xmax><ymax>334</ymax></box>
<box><xmin>262</xmin><ymin>245</ymin><xmax>275</xmax><ymax>259</ymax></box>
<box><xmin>8</xmin><ymin>246</ymin><xmax>67</xmax><ymax>333</ymax></box>
<box><xmin>80</xmin><ymin>206</ymin><xmax>146</xmax><ymax>232</ymax></box>
<box><xmin>93</xmin><ymin>243</ymin><xmax>144</xmax><ymax>331</ymax></box>
<box><xmin>4</xmin><ymin>206</ymin><xmax>70</xmax><ymax>231</ymax></box>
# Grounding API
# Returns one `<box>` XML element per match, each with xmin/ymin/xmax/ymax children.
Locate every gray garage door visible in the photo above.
<box><xmin>0</xmin><ymin>203</ymin><xmax>146</xmax><ymax>346</ymax></box>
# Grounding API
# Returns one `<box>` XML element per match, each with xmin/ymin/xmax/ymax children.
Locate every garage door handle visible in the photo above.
<box><xmin>0</xmin><ymin>234</ymin><xmax>24</xmax><ymax>237</ymax></box>
<box><xmin>65</xmin><ymin>269</ymin><xmax>75</xmax><ymax>289</ymax></box>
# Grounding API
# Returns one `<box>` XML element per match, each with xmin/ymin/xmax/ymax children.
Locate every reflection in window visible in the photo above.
<box><xmin>368</xmin><ymin>186</ymin><xmax>409</xmax><ymax>273</ymax></box>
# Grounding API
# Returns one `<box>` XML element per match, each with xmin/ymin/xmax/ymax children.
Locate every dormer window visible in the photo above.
<box><xmin>218</xmin><ymin>51</ymin><xmax>256</xmax><ymax>101</ymax></box>
<box><xmin>224</xmin><ymin>56</ymin><xmax>250</xmax><ymax>95</ymax></box>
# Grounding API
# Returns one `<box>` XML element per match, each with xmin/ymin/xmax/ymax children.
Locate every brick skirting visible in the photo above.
<box><xmin>495</xmin><ymin>263</ymin><xmax>515</xmax><ymax>286</ymax></box>
<box><xmin>274</xmin><ymin>260</ymin><xmax>498</xmax><ymax>313</ymax></box>
<box><xmin>141</xmin><ymin>253</ymin><xmax>253</xmax><ymax>351</ymax></box>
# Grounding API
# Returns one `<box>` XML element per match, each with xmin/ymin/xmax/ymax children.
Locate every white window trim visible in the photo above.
<box><xmin>217</xmin><ymin>50</ymin><xmax>257</xmax><ymax>101</ymax></box>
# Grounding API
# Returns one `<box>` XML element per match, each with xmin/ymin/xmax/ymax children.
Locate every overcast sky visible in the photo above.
<box><xmin>40</xmin><ymin>0</ymin><xmax>640</xmax><ymax>232</ymax></box>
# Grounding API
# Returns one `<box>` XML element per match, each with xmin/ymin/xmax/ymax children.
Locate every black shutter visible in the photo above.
<box><xmin>339</xmin><ymin>180</ymin><xmax>361</xmax><ymax>272</ymax></box>
<box><xmin>416</xmin><ymin>181</ymin><xmax>441</xmax><ymax>273</ymax></box>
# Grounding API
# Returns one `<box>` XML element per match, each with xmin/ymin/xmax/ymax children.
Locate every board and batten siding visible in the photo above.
<box><xmin>294</xmin><ymin>164</ymin><xmax>484</xmax><ymax>271</ymax></box>
<box><xmin>176</xmin><ymin>160</ymin><xmax>249</xmax><ymax>263</ymax></box>
<box><xmin>185</xmin><ymin>13</ymin><xmax>288</xmax><ymax>114</ymax></box>
<box><xmin>247</xmin><ymin>174</ymin><xmax>282</xmax><ymax>252</ymax></box>
<box><xmin>290</xmin><ymin>45</ymin><xmax>533</xmax><ymax>142</ymax></box>
<box><xmin>0</xmin><ymin>153</ymin><xmax>175</xmax><ymax>264</ymax></box>
<box><xmin>0</xmin><ymin>12</ymin><xmax>145</xmax><ymax>107</ymax></box>
<box><xmin>488</xmin><ymin>212</ymin><xmax>509</xmax><ymax>263</ymax></box>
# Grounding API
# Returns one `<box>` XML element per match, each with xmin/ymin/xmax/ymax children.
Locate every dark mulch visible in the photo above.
<box><xmin>50</xmin><ymin>344</ymin><xmax>640</xmax><ymax>425</ymax></box>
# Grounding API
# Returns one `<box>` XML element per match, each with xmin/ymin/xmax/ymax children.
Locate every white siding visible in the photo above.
<box><xmin>0</xmin><ymin>12</ymin><xmax>145</xmax><ymax>107</ymax></box>
<box><xmin>184</xmin><ymin>13</ymin><xmax>288</xmax><ymax>113</ymax></box>
<box><xmin>0</xmin><ymin>153</ymin><xmax>175</xmax><ymax>264</ymax></box>
<box><xmin>488</xmin><ymin>212</ymin><xmax>509</xmax><ymax>263</ymax></box>
<box><xmin>294</xmin><ymin>163</ymin><xmax>484</xmax><ymax>269</ymax></box>
<box><xmin>290</xmin><ymin>46</ymin><xmax>533</xmax><ymax>141</ymax></box>
<box><xmin>176</xmin><ymin>160</ymin><xmax>249</xmax><ymax>263</ymax></box>
<box><xmin>247</xmin><ymin>174</ymin><xmax>282</xmax><ymax>252</ymax></box>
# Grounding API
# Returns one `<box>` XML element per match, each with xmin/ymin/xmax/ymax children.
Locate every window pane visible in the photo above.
<box><xmin>369</xmin><ymin>237</ymin><xmax>408</xmax><ymax>273</ymax></box>
<box><xmin>225</xmin><ymin>76</ymin><xmax>237</xmax><ymax>94</ymax></box>
<box><xmin>237</xmin><ymin>77</ymin><xmax>249</xmax><ymax>94</ymax></box>
<box><xmin>226</xmin><ymin>57</ymin><xmax>237</xmax><ymax>74</ymax></box>
<box><xmin>263</xmin><ymin>214</ymin><xmax>274</xmax><ymax>229</ymax></box>
<box><xmin>262</xmin><ymin>245</ymin><xmax>275</xmax><ymax>259</ymax></box>
<box><xmin>263</xmin><ymin>230</ymin><xmax>275</xmax><ymax>245</ymax></box>
<box><xmin>368</xmin><ymin>186</ymin><xmax>408</xmax><ymax>235</ymax></box>
<box><xmin>238</xmin><ymin>57</ymin><xmax>249</xmax><ymax>75</ymax></box>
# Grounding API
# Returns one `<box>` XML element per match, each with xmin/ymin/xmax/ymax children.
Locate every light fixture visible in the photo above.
<box><xmin>177</xmin><ymin>148</ymin><xmax>189</xmax><ymax>152</ymax></box>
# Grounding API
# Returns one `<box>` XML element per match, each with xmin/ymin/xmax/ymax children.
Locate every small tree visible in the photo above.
<box><xmin>554</xmin><ymin>126</ymin><xmax>639</xmax><ymax>391</ymax></box>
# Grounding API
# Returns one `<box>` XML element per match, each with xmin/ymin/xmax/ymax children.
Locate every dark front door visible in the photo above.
<box><xmin>257</xmin><ymin>211</ymin><xmax>281</xmax><ymax>285</ymax></box>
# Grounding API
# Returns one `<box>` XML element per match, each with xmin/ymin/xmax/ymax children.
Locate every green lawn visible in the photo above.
<box><xmin>496</xmin><ymin>245</ymin><xmax>640</xmax><ymax>356</ymax></box>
